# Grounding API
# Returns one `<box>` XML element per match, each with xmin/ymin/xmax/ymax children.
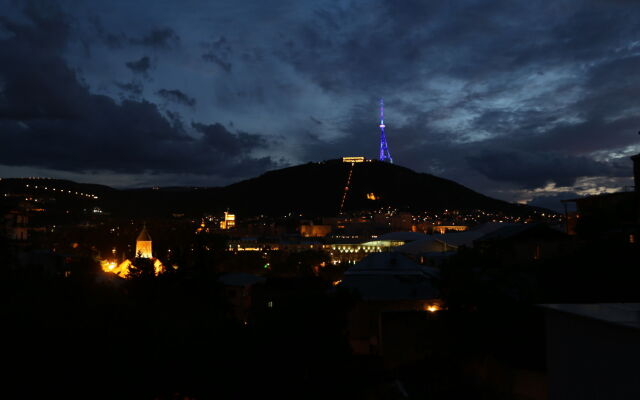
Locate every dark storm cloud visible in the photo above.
<box><xmin>0</xmin><ymin>4</ymin><xmax>277</xmax><ymax>179</ymax></box>
<box><xmin>165</xmin><ymin>110</ymin><xmax>184</xmax><ymax>131</ymax></box>
<box><xmin>280</xmin><ymin>1</ymin><xmax>640</xmax><ymax>94</ymax></box>
<box><xmin>276</xmin><ymin>1</ymin><xmax>483</xmax><ymax>92</ymax></box>
<box><xmin>192</xmin><ymin>123</ymin><xmax>267</xmax><ymax>156</ymax></box>
<box><xmin>0</xmin><ymin>1</ymin><xmax>69</xmax><ymax>50</ymax></box>
<box><xmin>309</xmin><ymin>116</ymin><xmax>322</xmax><ymax>125</ymax></box>
<box><xmin>2</xmin><ymin>0</ymin><xmax>640</xmax><ymax>196</ymax></box>
<box><xmin>115</xmin><ymin>81</ymin><xmax>143</xmax><ymax>96</ymax></box>
<box><xmin>103</xmin><ymin>33</ymin><xmax>123</xmax><ymax>48</ymax></box>
<box><xmin>125</xmin><ymin>56</ymin><xmax>151</xmax><ymax>74</ymax></box>
<box><xmin>202</xmin><ymin>52</ymin><xmax>232</xmax><ymax>72</ymax></box>
<box><xmin>89</xmin><ymin>15</ymin><xmax>124</xmax><ymax>49</ymax></box>
<box><xmin>157</xmin><ymin>89</ymin><xmax>196</xmax><ymax>107</ymax></box>
<box><xmin>466</xmin><ymin>150</ymin><xmax>627</xmax><ymax>189</ymax></box>
<box><xmin>0</xmin><ymin>6</ymin><xmax>77</xmax><ymax>121</ymax></box>
<box><xmin>92</xmin><ymin>20</ymin><xmax>179</xmax><ymax>50</ymax></box>
<box><xmin>130</xmin><ymin>27</ymin><xmax>180</xmax><ymax>49</ymax></box>
<box><xmin>286</xmin><ymin>0</ymin><xmax>640</xmax><ymax>200</ymax></box>
<box><xmin>517</xmin><ymin>115</ymin><xmax>640</xmax><ymax>156</ymax></box>
<box><xmin>202</xmin><ymin>36</ymin><xmax>232</xmax><ymax>72</ymax></box>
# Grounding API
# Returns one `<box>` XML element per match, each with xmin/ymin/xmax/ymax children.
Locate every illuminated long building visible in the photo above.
<box><xmin>227</xmin><ymin>237</ymin><xmax>406</xmax><ymax>264</ymax></box>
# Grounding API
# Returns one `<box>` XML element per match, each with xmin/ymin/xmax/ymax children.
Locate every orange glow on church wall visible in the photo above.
<box><xmin>136</xmin><ymin>241</ymin><xmax>153</xmax><ymax>258</ymax></box>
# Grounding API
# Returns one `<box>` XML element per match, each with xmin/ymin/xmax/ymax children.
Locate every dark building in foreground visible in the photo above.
<box><xmin>562</xmin><ymin>152</ymin><xmax>640</xmax><ymax>240</ymax></box>
<box><xmin>632</xmin><ymin>153</ymin><xmax>640</xmax><ymax>193</ymax></box>
<box><xmin>543</xmin><ymin>303</ymin><xmax>640</xmax><ymax>400</ymax></box>
<box><xmin>339</xmin><ymin>252</ymin><xmax>441</xmax><ymax>357</ymax></box>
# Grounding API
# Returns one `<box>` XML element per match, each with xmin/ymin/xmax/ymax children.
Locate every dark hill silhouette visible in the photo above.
<box><xmin>218</xmin><ymin>159</ymin><xmax>525</xmax><ymax>216</ymax></box>
<box><xmin>0</xmin><ymin>178</ymin><xmax>114</xmax><ymax>195</ymax></box>
<box><xmin>1</xmin><ymin>160</ymin><xmax>542</xmax><ymax>217</ymax></box>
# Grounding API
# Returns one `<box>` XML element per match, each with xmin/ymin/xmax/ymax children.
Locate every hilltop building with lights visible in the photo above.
<box><xmin>220</xmin><ymin>211</ymin><xmax>236</xmax><ymax>230</ymax></box>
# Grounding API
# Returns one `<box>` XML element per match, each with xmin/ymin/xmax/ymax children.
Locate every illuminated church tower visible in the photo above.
<box><xmin>135</xmin><ymin>225</ymin><xmax>153</xmax><ymax>259</ymax></box>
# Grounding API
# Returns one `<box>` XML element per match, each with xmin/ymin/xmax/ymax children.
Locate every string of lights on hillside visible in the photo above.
<box><xmin>22</xmin><ymin>183</ymin><xmax>99</xmax><ymax>199</ymax></box>
<box><xmin>339</xmin><ymin>162</ymin><xmax>356</xmax><ymax>214</ymax></box>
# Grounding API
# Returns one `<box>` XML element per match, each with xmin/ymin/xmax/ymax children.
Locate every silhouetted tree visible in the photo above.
<box><xmin>129</xmin><ymin>256</ymin><xmax>156</xmax><ymax>279</ymax></box>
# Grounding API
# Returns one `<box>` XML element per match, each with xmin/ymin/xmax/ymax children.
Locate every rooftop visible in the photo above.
<box><xmin>542</xmin><ymin>303</ymin><xmax>640</xmax><ymax>330</ymax></box>
<box><xmin>136</xmin><ymin>225</ymin><xmax>152</xmax><ymax>241</ymax></box>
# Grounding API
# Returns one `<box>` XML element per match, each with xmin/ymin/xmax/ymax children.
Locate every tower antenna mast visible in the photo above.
<box><xmin>379</xmin><ymin>99</ymin><xmax>393</xmax><ymax>163</ymax></box>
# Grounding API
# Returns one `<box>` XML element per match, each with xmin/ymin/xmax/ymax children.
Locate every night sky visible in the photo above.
<box><xmin>1</xmin><ymin>1</ymin><xmax>639</xmax><ymax>209</ymax></box>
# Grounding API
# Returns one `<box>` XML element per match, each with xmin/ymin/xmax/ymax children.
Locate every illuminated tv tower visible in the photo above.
<box><xmin>378</xmin><ymin>98</ymin><xmax>393</xmax><ymax>163</ymax></box>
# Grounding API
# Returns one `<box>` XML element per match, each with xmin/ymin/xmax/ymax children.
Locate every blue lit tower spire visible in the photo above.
<box><xmin>378</xmin><ymin>98</ymin><xmax>393</xmax><ymax>163</ymax></box>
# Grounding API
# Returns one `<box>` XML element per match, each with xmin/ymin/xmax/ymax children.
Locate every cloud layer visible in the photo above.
<box><xmin>1</xmin><ymin>0</ymin><xmax>638</xmax><ymax>202</ymax></box>
<box><xmin>0</xmin><ymin>3</ymin><xmax>278</xmax><ymax>185</ymax></box>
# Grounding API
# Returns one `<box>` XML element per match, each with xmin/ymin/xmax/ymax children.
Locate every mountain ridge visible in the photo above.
<box><xmin>1</xmin><ymin>160</ymin><xmax>547</xmax><ymax>217</ymax></box>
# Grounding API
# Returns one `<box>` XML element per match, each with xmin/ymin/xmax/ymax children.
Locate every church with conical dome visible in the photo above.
<box><xmin>136</xmin><ymin>224</ymin><xmax>153</xmax><ymax>259</ymax></box>
<box><xmin>101</xmin><ymin>224</ymin><xmax>167</xmax><ymax>278</ymax></box>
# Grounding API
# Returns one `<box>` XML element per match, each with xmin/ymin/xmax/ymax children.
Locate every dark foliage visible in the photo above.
<box><xmin>0</xmin><ymin>255</ymin><xmax>363</xmax><ymax>399</ymax></box>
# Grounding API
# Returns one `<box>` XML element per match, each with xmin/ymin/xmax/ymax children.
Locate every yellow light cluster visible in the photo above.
<box><xmin>101</xmin><ymin>260</ymin><xmax>129</xmax><ymax>278</ymax></box>
<box><xmin>422</xmin><ymin>302</ymin><xmax>443</xmax><ymax>313</ymax></box>
<box><xmin>220</xmin><ymin>211</ymin><xmax>236</xmax><ymax>230</ymax></box>
<box><xmin>101</xmin><ymin>259</ymin><xmax>166</xmax><ymax>278</ymax></box>
<box><xmin>229</xmin><ymin>246</ymin><xmax>263</xmax><ymax>251</ymax></box>
<box><xmin>342</xmin><ymin>156</ymin><xmax>365</xmax><ymax>163</ymax></box>
<box><xmin>432</xmin><ymin>225</ymin><xmax>468</xmax><ymax>234</ymax></box>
